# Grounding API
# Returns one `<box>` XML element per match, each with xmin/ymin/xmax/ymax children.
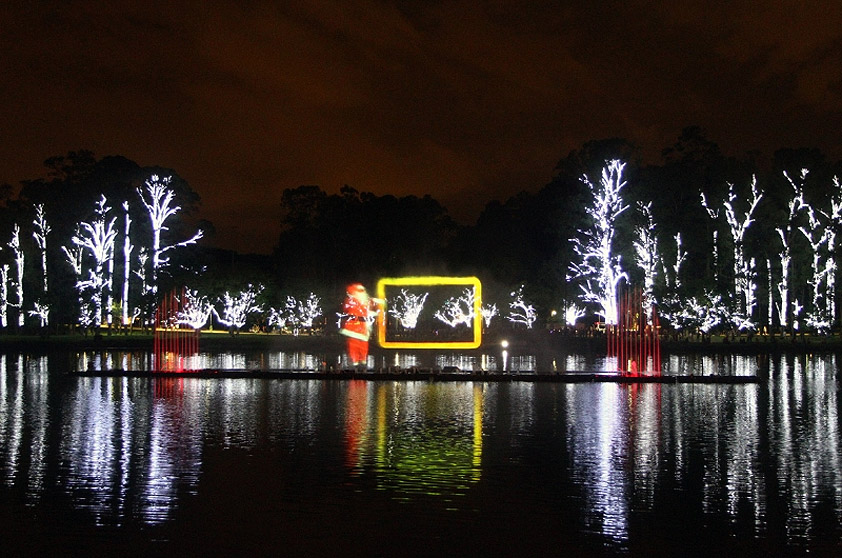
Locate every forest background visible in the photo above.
<box><xmin>2</xmin><ymin>126</ymin><xmax>842</xmax><ymax>335</ymax></box>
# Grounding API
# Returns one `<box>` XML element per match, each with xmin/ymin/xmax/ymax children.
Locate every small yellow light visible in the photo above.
<box><xmin>501</xmin><ymin>339</ymin><xmax>509</xmax><ymax>348</ymax></box>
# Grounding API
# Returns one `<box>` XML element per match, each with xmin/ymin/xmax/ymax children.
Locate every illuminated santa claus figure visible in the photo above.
<box><xmin>339</xmin><ymin>283</ymin><xmax>383</xmax><ymax>367</ymax></box>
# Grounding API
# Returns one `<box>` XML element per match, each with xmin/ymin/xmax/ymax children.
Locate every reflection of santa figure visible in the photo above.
<box><xmin>340</xmin><ymin>283</ymin><xmax>382</xmax><ymax>367</ymax></box>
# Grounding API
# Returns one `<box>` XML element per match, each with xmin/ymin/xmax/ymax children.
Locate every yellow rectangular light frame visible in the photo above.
<box><xmin>376</xmin><ymin>276</ymin><xmax>482</xmax><ymax>349</ymax></box>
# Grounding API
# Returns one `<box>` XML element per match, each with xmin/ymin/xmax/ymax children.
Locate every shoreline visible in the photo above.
<box><xmin>1</xmin><ymin>330</ymin><xmax>841</xmax><ymax>355</ymax></box>
<box><xmin>70</xmin><ymin>367</ymin><xmax>762</xmax><ymax>384</ymax></box>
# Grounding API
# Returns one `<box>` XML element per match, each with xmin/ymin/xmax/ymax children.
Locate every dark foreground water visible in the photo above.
<box><xmin>1</xmin><ymin>350</ymin><xmax>840</xmax><ymax>556</ymax></box>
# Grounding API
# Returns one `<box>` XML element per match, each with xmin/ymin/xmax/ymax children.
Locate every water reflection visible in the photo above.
<box><xmin>1</xmin><ymin>350</ymin><xmax>841</xmax><ymax>552</ymax></box>
<box><xmin>768</xmin><ymin>354</ymin><xmax>841</xmax><ymax>545</ymax></box>
<box><xmin>343</xmin><ymin>381</ymin><xmax>484</xmax><ymax>498</ymax></box>
<box><xmin>72</xmin><ymin>348</ymin><xmax>766</xmax><ymax>376</ymax></box>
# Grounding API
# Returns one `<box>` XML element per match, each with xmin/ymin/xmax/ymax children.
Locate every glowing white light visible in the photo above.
<box><xmin>177</xmin><ymin>288</ymin><xmax>213</xmax><ymax>330</ymax></box>
<box><xmin>481</xmin><ymin>303</ymin><xmax>498</xmax><ymax>328</ymax></box>
<box><xmin>564</xmin><ymin>303</ymin><xmax>585</xmax><ymax>326</ymax></box>
<box><xmin>633</xmin><ymin>202</ymin><xmax>659</xmax><ymax>308</ymax></box>
<box><xmin>71</xmin><ymin>196</ymin><xmax>117</xmax><ymax>327</ymax></box>
<box><xmin>434</xmin><ymin>287</ymin><xmax>476</xmax><ymax>328</ymax></box>
<box><xmin>660</xmin><ymin>290</ymin><xmax>726</xmax><ymax>333</ymax></box>
<box><xmin>669</xmin><ymin>233</ymin><xmax>687</xmax><ymax>289</ymax></box>
<box><xmin>701</xmin><ymin>178</ymin><xmax>763</xmax><ymax>331</ymax></box>
<box><xmin>282</xmin><ymin>293</ymin><xmax>322</xmax><ymax>335</ymax></box>
<box><xmin>121</xmin><ymin>201</ymin><xmax>134</xmax><ymax>326</ymax></box>
<box><xmin>32</xmin><ymin>204</ymin><xmax>50</xmax><ymax>295</ymax></box>
<box><xmin>7</xmin><ymin>224</ymin><xmax>25</xmax><ymax>327</ymax></box>
<box><xmin>506</xmin><ymin>285</ymin><xmax>537</xmax><ymax>329</ymax></box>
<box><xmin>137</xmin><ymin>174</ymin><xmax>203</xmax><ymax>297</ymax></box>
<box><xmin>568</xmin><ymin>160</ymin><xmax>629</xmax><ymax>325</ymax></box>
<box><xmin>0</xmin><ymin>264</ymin><xmax>9</xmax><ymax>328</ymax></box>
<box><xmin>388</xmin><ymin>289</ymin><xmax>429</xmax><ymax>329</ymax></box>
<box><xmin>774</xmin><ymin>170</ymin><xmax>808</xmax><ymax>329</ymax></box>
<box><xmin>213</xmin><ymin>284</ymin><xmax>263</xmax><ymax>331</ymax></box>
<box><xmin>28</xmin><ymin>301</ymin><xmax>50</xmax><ymax>328</ymax></box>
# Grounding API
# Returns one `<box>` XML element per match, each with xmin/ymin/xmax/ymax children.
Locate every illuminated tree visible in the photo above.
<box><xmin>568</xmin><ymin>160</ymin><xmax>629</xmax><ymax>325</ymax></box>
<box><xmin>267</xmin><ymin>307</ymin><xmax>287</xmax><ymax>330</ymax></box>
<box><xmin>564</xmin><ymin>302</ymin><xmax>585</xmax><ymax>326</ymax></box>
<box><xmin>633</xmin><ymin>202</ymin><xmax>660</xmax><ymax>308</ymax></box>
<box><xmin>134</xmin><ymin>248</ymin><xmax>149</xmax><ymax>301</ymax></box>
<box><xmin>72</xmin><ymin>196</ymin><xmax>117</xmax><ymax>327</ymax></box>
<box><xmin>660</xmin><ymin>291</ymin><xmax>726</xmax><ymax>334</ymax></box>
<box><xmin>7</xmin><ymin>224</ymin><xmax>25</xmax><ymax>327</ymax></box>
<box><xmin>28</xmin><ymin>302</ymin><xmax>50</xmax><ymax>328</ymax></box>
<box><xmin>137</xmin><ymin>174</ymin><xmax>203</xmax><ymax>297</ymax></box>
<box><xmin>817</xmin><ymin>176</ymin><xmax>842</xmax><ymax>329</ymax></box>
<box><xmin>434</xmin><ymin>287</ymin><xmax>475</xmax><ymax>328</ymax></box>
<box><xmin>32</xmin><ymin>204</ymin><xmax>50</xmax><ymax>295</ymax></box>
<box><xmin>61</xmin><ymin>226</ymin><xmax>86</xmax><ymax>327</ymax></box>
<box><xmin>507</xmin><ymin>285</ymin><xmax>537</xmax><ymax>329</ymax></box>
<box><xmin>121</xmin><ymin>201</ymin><xmax>134</xmax><ymax>326</ymax></box>
<box><xmin>481</xmin><ymin>303</ymin><xmax>498</xmax><ymax>328</ymax></box>
<box><xmin>388</xmin><ymin>289</ymin><xmax>428</xmax><ymax>329</ymax></box>
<box><xmin>701</xmin><ymin>178</ymin><xmax>763</xmax><ymax>330</ymax></box>
<box><xmin>282</xmin><ymin>293</ymin><xmax>322</xmax><ymax>335</ymax></box>
<box><xmin>776</xmin><ymin>169</ymin><xmax>808</xmax><ymax>329</ymax></box>
<box><xmin>671</xmin><ymin>233</ymin><xmax>687</xmax><ymax>290</ymax></box>
<box><xmin>799</xmin><ymin>203</ymin><xmax>831</xmax><ymax>331</ymax></box>
<box><xmin>0</xmin><ymin>264</ymin><xmax>8</xmax><ymax>328</ymax></box>
<box><xmin>213</xmin><ymin>284</ymin><xmax>263</xmax><ymax>333</ymax></box>
<box><xmin>177</xmin><ymin>288</ymin><xmax>213</xmax><ymax>330</ymax></box>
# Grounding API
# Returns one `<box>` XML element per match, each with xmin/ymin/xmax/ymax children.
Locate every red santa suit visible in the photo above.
<box><xmin>339</xmin><ymin>283</ymin><xmax>381</xmax><ymax>366</ymax></box>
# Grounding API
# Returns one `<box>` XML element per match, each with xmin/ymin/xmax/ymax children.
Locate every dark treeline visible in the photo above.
<box><xmin>2</xmin><ymin>126</ymin><xmax>842</xmax><ymax>332</ymax></box>
<box><xmin>273</xmin><ymin>127</ymin><xmax>842</xmax><ymax>329</ymax></box>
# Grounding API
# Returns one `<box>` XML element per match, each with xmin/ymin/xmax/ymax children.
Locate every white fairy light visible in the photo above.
<box><xmin>268</xmin><ymin>307</ymin><xmax>287</xmax><ymax>330</ymax></box>
<box><xmin>671</xmin><ymin>233</ymin><xmax>687</xmax><ymax>290</ymax></box>
<box><xmin>213</xmin><ymin>284</ymin><xmax>263</xmax><ymax>332</ymax></box>
<box><xmin>818</xmin><ymin>176</ymin><xmax>842</xmax><ymax>328</ymax></box>
<box><xmin>633</xmin><ymin>201</ymin><xmax>660</xmax><ymax>311</ymax></box>
<box><xmin>137</xmin><ymin>174</ymin><xmax>203</xmax><ymax>296</ymax></box>
<box><xmin>121</xmin><ymin>201</ymin><xmax>133</xmax><ymax>326</ymax></box>
<box><xmin>701</xmin><ymin>178</ymin><xmax>763</xmax><ymax>331</ymax></box>
<box><xmin>283</xmin><ymin>293</ymin><xmax>322</xmax><ymax>335</ymax></box>
<box><xmin>0</xmin><ymin>263</ymin><xmax>9</xmax><ymax>328</ymax></box>
<box><xmin>434</xmin><ymin>287</ymin><xmax>476</xmax><ymax>328</ymax></box>
<box><xmin>507</xmin><ymin>285</ymin><xmax>537</xmax><ymax>329</ymax></box>
<box><xmin>177</xmin><ymin>288</ymin><xmax>213</xmax><ymax>330</ymax></box>
<box><xmin>776</xmin><ymin>169</ymin><xmax>808</xmax><ymax>329</ymax></box>
<box><xmin>660</xmin><ymin>291</ymin><xmax>726</xmax><ymax>333</ymax></box>
<box><xmin>568</xmin><ymin>160</ymin><xmax>629</xmax><ymax>325</ymax></box>
<box><xmin>72</xmin><ymin>196</ymin><xmax>117</xmax><ymax>327</ymax></box>
<box><xmin>388</xmin><ymin>289</ymin><xmax>429</xmax><ymax>329</ymax></box>
<box><xmin>32</xmin><ymin>203</ymin><xmax>50</xmax><ymax>294</ymax></box>
<box><xmin>564</xmin><ymin>303</ymin><xmax>585</xmax><ymax>326</ymax></box>
<box><xmin>481</xmin><ymin>303</ymin><xmax>498</xmax><ymax>328</ymax></box>
<box><xmin>799</xmin><ymin>203</ymin><xmax>831</xmax><ymax>332</ymax></box>
<box><xmin>31</xmin><ymin>204</ymin><xmax>51</xmax><ymax>327</ymax></box>
<box><xmin>28</xmin><ymin>301</ymin><xmax>50</xmax><ymax>328</ymax></box>
<box><xmin>8</xmin><ymin>224</ymin><xmax>25</xmax><ymax>327</ymax></box>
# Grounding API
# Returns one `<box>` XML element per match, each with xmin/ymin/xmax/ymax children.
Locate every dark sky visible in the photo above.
<box><xmin>2</xmin><ymin>1</ymin><xmax>841</xmax><ymax>254</ymax></box>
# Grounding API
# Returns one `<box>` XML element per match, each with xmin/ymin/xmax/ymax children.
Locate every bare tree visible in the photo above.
<box><xmin>136</xmin><ymin>175</ymin><xmax>203</xmax><ymax>298</ymax></box>
<box><xmin>568</xmin><ymin>160</ymin><xmax>629</xmax><ymax>324</ymax></box>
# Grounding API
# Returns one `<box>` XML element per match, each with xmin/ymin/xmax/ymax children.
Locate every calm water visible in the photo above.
<box><xmin>1</xmin><ymin>349</ymin><xmax>840</xmax><ymax>556</ymax></box>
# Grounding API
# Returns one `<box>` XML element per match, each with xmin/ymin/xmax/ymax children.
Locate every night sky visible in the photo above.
<box><xmin>2</xmin><ymin>1</ymin><xmax>841</xmax><ymax>254</ymax></box>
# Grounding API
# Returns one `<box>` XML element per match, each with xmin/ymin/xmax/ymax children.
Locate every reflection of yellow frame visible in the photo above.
<box><xmin>377</xmin><ymin>276</ymin><xmax>482</xmax><ymax>349</ymax></box>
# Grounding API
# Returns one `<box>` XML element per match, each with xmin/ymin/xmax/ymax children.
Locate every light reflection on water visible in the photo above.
<box><xmin>73</xmin><ymin>347</ymin><xmax>766</xmax><ymax>376</ymax></box>
<box><xmin>1</xmin><ymin>351</ymin><xmax>840</xmax><ymax>554</ymax></box>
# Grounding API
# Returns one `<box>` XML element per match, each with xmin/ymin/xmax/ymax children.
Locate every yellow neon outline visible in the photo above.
<box><xmin>377</xmin><ymin>276</ymin><xmax>482</xmax><ymax>349</ymax></box>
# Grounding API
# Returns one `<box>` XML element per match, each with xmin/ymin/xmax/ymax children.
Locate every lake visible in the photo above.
<box><xmin>1</xmin><ymin>348</ymin><xmax>840</xmax><ymax>556</ymax></box>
